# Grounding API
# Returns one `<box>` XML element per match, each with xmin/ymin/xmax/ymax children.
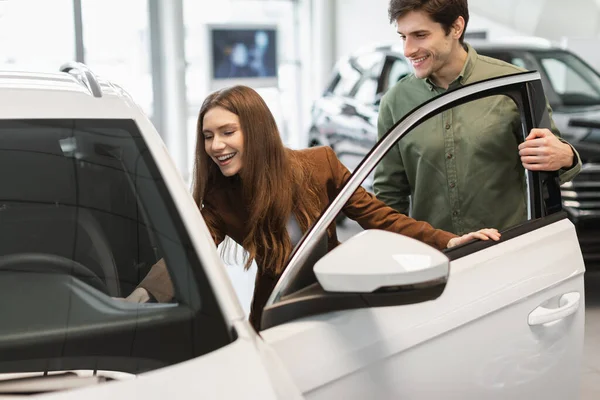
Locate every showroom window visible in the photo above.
<box><xmin>0</xmin><ymin>0</ymin><xmax>75</xmax><ymax>72</ymax></box>
<box><xmin>81</xmin><ymin>0</ymin><xmax>153</xmax><ymax>117</ymax></box>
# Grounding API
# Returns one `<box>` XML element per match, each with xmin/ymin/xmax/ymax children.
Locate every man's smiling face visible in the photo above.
<box><xmin>396</xmin><ymin>10</ymin><xmax>457</xmax><ymax>81</ymax></box>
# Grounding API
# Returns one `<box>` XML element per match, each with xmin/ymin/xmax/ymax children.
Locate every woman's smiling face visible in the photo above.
<box><xmin>202</xmin><ymin>106</ymin><xmax>245</xmax><ymax>177</ymax></box>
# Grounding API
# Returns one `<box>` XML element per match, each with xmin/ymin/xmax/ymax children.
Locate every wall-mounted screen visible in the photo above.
<box><xmin>209</xmin><ymin>24</ymin><xmax>278</xmax><ymax>89</ymax></box>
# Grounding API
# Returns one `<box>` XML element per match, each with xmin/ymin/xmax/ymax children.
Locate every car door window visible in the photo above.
<box><xmin>0</xmin><ymin>119</ymin><xmax>231</xmax><ymax>375</ymax></box>
<box><xmin>339</xmin><ymin>92</ymin><xmax>530</xmax><ymax>239</ymax></box>
<box><xmin>261</xmin><ymin>71</ymin><xmax>563</xmax><ymax>329</ymax></box>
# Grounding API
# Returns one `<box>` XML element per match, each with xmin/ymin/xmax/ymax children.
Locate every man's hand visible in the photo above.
<box><xmin>447</xmin><ymin>228</ymin><xmax>501</xmax><ymax>248</ymax></box>
<box><xmin>518</xmin><ymin>128</ymin><xmax>574</xmax><ymax>171</ymax></box>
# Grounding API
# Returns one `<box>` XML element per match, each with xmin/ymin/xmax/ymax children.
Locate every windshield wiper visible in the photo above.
<box><xmin>0</xmin><ymin>372</ymin><xmax>113</xmax><ymax>395</ymax></box>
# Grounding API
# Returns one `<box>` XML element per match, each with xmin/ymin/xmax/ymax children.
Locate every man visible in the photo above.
<box><xmin>374</xmin><ymin>0</ymin><xmax>581</xmax><ymax>235</ymax></box>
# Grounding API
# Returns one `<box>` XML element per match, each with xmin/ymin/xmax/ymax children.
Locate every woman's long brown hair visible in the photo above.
<box><xmin>192</xmin><ymin>86</ymin><xmax>322</xmax><ymax>274</ymax></box>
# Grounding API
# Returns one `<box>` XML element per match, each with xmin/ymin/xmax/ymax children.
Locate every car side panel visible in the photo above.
<box><xmin>261</xmin><ymin>219</ymin><xmax>585</xmax><ymax>399</ymax></box>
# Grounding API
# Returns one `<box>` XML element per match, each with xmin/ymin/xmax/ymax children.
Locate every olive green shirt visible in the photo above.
<box><xmin>374</xmin><ymin>43</ymin><xmax>581</xmax><ymax>235</ymax></box>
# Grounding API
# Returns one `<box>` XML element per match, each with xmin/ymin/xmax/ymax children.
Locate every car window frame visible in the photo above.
<box><xmin>260</xmin><ymin>71</ymin><xmax>563</xmax><ymax>330</ymax></box>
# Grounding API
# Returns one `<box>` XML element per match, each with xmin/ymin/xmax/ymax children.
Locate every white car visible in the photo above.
<box><xmin>0</xmin><ymin>64</ymin><xmax>585</xmax><ymax>399</ymax></box>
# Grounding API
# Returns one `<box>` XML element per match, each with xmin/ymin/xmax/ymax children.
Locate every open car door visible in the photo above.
<box><xmin>260</xmin><ymin>72</ymin><xmax>586</xmax><ymax>400</ymax></box>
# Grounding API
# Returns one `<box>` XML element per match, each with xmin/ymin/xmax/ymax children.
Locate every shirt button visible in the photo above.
<box><xmin>453</xmin><ymin>210</ymin><xmax>459</xmax><ymax>216</ymax></box>
<box><xmin>446</xmin><ymin>153</ymin><xmax>453</xmax><ymax>159</ymax></box>
<box><xmin>445</xmin><ymin>123</ymin><xmax>451</xmax><ymax>130</ymax></box>
<box><xmin>449</xmin><ymin>182</ymin><xmax>456</xmax><ymax>188</ymax></box>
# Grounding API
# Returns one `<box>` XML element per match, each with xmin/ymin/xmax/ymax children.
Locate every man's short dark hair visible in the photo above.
<box><xmin>388</xmin><ymin>0</ymin><xmax>470</xmax><ymax>44</ymax></box>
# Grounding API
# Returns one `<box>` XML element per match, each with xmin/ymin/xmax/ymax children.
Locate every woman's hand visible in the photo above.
<box><xmin>447</xmin><ymin>228</ymin><xmax>501</xmax><ymax>248</ymax></box>
<box><xmin>123</xmin><ymin>287</ymin><xmax>151</xmax><ymax>303</ymax></box>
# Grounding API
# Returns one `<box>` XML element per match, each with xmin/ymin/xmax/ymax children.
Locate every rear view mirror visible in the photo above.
<box><xmin>314</xmin><ymin>230</ymin><xmax>449</xmax><ymax>293</ymax></box>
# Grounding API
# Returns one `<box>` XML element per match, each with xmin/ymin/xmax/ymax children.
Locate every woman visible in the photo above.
<box><xmin>133</xmin><ymin>85</ymin><xmax>500</xmax><ymax>330</ymax></box>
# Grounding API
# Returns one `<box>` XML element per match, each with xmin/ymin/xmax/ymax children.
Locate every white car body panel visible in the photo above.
<box><xmin>261</xmin><ymin>219</ymin><xmax>585</xmax><ymax>399</ymax></box>
<box><xmin>12</xmin><ymin>330</ymin><xmax>300</xmax><ymax>400</ymax></box>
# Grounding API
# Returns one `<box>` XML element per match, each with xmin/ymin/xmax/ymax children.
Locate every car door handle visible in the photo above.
<box><xmin>528</xmin><ymin>292</ymin><xmax>581</xmax><ymax>326</ymax></box>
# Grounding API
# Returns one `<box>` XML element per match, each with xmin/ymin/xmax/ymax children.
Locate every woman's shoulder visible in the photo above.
<box><xmin>288</xmin><ymin>146</ymin><xmax>341</xmax><ymax>187</ymax></box>
<box><xmin>289</xmin><ymin>145</ymin><xmax>335</xmax><ymax>166</ymax></box>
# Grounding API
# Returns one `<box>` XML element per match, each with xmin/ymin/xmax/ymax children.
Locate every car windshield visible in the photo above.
<box><xmin>0</xmin><ymin>119</ymin><xmax>230</xmax><ymax>378</ymax></box>
<box><xmin>533</xmin><ymin>50</ymin><xmax>600</xmax><ymax>106</ymax></box>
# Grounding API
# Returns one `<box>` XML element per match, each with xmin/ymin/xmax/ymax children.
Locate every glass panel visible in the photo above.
<box><xmin>0</xmin><ymin>119</ymin><xmax>229</xmax><ymax>374</ymax></box>
<box><xmin>0</xmin><ymin>0</ymin><xmax>74</xmax><ymax>71</ymax></box>
<box><xmin>81</xmin><ymin>0</ymin><xmax>153</xmax><ymax>116</ymax></box>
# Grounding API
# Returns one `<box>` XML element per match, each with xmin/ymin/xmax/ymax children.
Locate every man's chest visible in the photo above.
<box><xmin>395</xmin><ymin>95</ymin><xmax>522</xmax><ymax>165</ymax></box>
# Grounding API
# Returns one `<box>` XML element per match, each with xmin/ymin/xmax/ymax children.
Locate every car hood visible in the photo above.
<box><xmin>0</xmin><ymin>329</ymin><xmax>303</xmax><ymax>400</ymax></box>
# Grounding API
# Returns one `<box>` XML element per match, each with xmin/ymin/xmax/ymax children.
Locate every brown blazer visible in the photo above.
<box><xmin>138</xmin><ymin>146</ymin><xmax>456</xmax><ymax>330</ymax></box>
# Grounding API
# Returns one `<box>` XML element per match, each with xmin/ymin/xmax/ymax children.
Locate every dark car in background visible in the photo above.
<box><xmin>308</xmin><ymin>39</ymin><xmax>600</xmax><ymax>268</ymax></box>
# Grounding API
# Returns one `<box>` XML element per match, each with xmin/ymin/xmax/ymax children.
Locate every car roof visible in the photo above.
<box><xmin>0</xmin><ymin>69</ymin><xmax>140</xmax><ymax>120</ymax></box>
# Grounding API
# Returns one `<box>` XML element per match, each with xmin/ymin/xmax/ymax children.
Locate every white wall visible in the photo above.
<box><xmin>562</xmin><ymin>37</ymin><xmax>600</xmax><ymax>72</ymax></box>
<box><xmin>331</xmin><ymin>0</ymin><xmax>600</xmax><ymax>74</ymax></box>
<box><xmin>467</xmin><ymin>14</ymin><xmax>524</xmax><ymax>40</ymax></box>
<box><xmin>333</xmin><ymin>0</ymin><xmax>524</xmax><ymax>62</ymax></box>
<box><xmin>334</xmin><ymin>0</ymin><xmax>397</xmax><ymax>60</ymax></box>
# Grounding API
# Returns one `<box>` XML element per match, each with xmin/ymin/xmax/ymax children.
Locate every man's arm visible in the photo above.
<box><xmin>373</xmin><ymin>97</ymin><xmax>411</xmax><ymax>215</ymax></box>
<box><xmin>518</xmin><ymin>100</ymin><xmax>582</xmax><ymax>184</ymax></box>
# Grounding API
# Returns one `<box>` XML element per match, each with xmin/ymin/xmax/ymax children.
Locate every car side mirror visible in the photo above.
<box><xmin>260</xmin><ymin>230</ymin><xmax>449</xmax><ymax>330</ymax></box>
<box><xmin>314</xmin><ymin>230</ymin><xmax>449</xmax><ymax>293</ymax></box>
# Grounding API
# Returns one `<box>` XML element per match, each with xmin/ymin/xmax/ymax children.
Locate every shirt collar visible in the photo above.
<box><xmin>424</xmin><ymin>42</ymin><xmax>478</xmax><ymax>91</ymax></box>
